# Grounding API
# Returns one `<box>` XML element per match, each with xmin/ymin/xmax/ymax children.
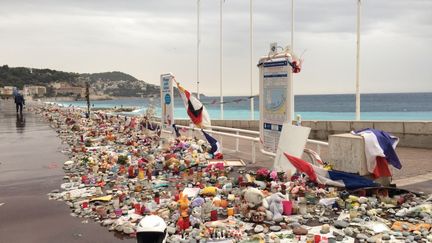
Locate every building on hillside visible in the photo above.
<box><xmin>0</xmin><ymin>86</ymin><xmax>16</xmax><ymax>98</ymax></box>
<box><xmin>54</xmin><ymin>86</ymin><xmax>85</xmax><ymax>97</ymax></box>
<box><xmin>23</xmin><ymin>85</ymin><xmax>47</xmax><ymax>97</ymax></box>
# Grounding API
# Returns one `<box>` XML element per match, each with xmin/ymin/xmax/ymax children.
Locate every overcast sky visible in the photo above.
<box><xmin>0</xmin><ymin>0</ymin><xmax>431</xmax><ymax>95</ymax></box>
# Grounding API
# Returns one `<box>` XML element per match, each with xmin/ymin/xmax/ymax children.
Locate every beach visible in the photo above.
<box><xmin>1</xmin><ymin>100</ymin><xmax>432</xmax><ymax>243</ymax></box>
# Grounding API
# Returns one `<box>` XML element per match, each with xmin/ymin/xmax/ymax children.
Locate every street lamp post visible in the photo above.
<box><xmin>355</xmin><ymin>0</ymin><xmax>361</xmax><ymax>120</ymax></box>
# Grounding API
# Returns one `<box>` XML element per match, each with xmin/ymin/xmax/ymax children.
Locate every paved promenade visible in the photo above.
<box><xmin>0</xmin><ymin>99</ymin><xmax>431</xmax><ymax>243</ymax></box>
<box><xmin>0</xmin><ymin>100</ymin><xmax>134</xmax><ymax>243</ymax></box>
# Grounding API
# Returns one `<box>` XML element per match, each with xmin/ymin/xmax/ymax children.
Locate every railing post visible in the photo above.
<box><xmin>252</xmin><ymin>141</ymin><xmax>256</xmax><ymax>164</ymax></box>
<box><xmin>189</xmin><ymin>123</ymin><xmax>193</xmax><ymax>138</ymax></box>
<box><xmin>236</xmin><ymin>131</ymin><xmax>239</xmax><ymax>152</ymax></box>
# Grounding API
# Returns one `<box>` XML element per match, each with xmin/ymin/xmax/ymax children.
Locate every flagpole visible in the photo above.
<box><xmin>197</xmin><ymin>0</ymin><xmax>201</xmax><ymax>99</ymax></box>
<box><xmin>220</xmin><ymin>0</ymin><xmax>224</xmax><ymax>119</ymax></box>
<box><xmin>291</xmin><ymin>0</ymin><xmax>294</xmax><ymax>55</ymax></box>
<box><xmin>289</xmin><ymin>0</ymin><xmax>295</xmax><ymax>123</ymax></box>
<box><xmin>355</xmin><ymin>0</ymin><xmax>361</xmax><ymax>120</ymax></box>
<box><xmin>249</xmin><ymin>0</ymin><xmax>254</xmax><ymax>120</ymax></box>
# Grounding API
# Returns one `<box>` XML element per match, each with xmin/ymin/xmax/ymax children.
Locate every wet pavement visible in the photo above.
<box><xmin>0</xmin><ymin>100</ymin><xmax>134</xmax><ymax>243</ymax></box>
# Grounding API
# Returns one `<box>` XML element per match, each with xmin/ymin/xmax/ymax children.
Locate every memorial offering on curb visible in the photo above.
<box><xmin>33</xmin><ymin>104</ymin><xmax>432</xmax><ymax>243</ymax></box>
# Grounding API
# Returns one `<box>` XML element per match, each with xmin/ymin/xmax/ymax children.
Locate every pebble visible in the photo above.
<box><xmin>292</xmin><ymin>226</ymin><xmax>308</xmax><ymax>235</ymax></box>
<box><xmin>382</xmin><ymin>233</ymin><xmax>391</xmax><ymax>240</ymax></box>
<box><xmin>356</xmin><ymin>233</ymin><xmax>368</xmax><ymax>240</ymax></box>
<box><xmin>407</xmin><ymin>235</ymin><xmax>415</xmax><ymax>241</ymax></box>
<box><xmin>334</xmin><ymin>220</ymin><xmax>349</xmax><ymax>229</ymax></box>
<box><xmin>254</xmin><ymin>225</ymin><xmax>264</xmax><ymax>233</ymax></box>
<box><xmin>319</xmin><ymin>216</ymin><xmax>330</xmax><ymax>223</ymax></box>
<box><xmin>269</xmin><ymin>225</ymin><xmax>281</xmax><ymax>232</ymax></box>
<box><xmin>320</xmin><ymin>224</ymin><xmax>330</xmax><ymax>234</ymax></box>
<box><xmin>343</xmin><ymin>227</ymin><xmax>354</xmax><ymax>236</ymax></box>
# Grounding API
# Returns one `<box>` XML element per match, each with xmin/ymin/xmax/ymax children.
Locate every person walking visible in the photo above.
<box><xmin>14</xmin><ymin>92</ymin><xmax>25</xmax><ymax>114</ymax></box>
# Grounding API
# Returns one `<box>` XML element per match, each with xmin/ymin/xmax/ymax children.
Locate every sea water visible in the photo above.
<box><xmin>55</xmin><ymin>92</ymin><xmax>432</xmax><ymax>121</ymax></box>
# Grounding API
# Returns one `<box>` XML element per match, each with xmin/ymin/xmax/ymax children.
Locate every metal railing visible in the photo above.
<box><xmin>146</xmin><ymin>117</ymin><xmax>328</xmax><ymax>164</ymax></box>
<box><xmin>163</xmin><ymin>123</ymin><xmax>328</xmax><ymax>164</ymax></box>
<box><xmin>172</xmin><ymin>124</ymin><xmax>262</xmax><ymax>163</ymax></box>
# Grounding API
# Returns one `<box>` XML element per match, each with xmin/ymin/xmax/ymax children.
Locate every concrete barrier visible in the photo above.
<box><xmin>176</xmin><ymin>119</ymin><xmax>432</xmax><ymax>149</ymax></box>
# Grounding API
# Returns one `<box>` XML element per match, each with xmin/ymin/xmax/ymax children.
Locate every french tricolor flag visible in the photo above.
<box><xmin>176</xmin><ymin>82</ymin><xmax>211</xmax><ymax>129</ymax></box>
<box><xmin>202</xmin><ymin>130</ymin><xmax>223</xmax><ymax>159</ymax></box>
<box><xmin>353</xmin><ymin>128</ymin><xmax>402</xmax><ymax>178</ymax></box>
<box><xmin>284</xmin><ymin>153</ymin><xmax>377</xmax><ymax>189</ymax></box>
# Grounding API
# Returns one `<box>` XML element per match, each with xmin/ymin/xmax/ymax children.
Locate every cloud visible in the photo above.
<box><xmin>0</xmin><ymin>0</ymin><xmax>431</xmax><ymax>95</ymax></box>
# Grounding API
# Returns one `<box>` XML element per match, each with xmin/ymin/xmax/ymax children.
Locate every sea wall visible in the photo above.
<box><xmin>175</xmin><ymin>119</ymin><xmax>432</xmax><ymax>149</ymax></box>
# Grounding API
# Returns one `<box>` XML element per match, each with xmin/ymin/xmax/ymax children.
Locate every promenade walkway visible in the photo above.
<box><xmin>0</xmin><ymin>100</ymin><xmax>134</xmax><ymax>243</ymax></box>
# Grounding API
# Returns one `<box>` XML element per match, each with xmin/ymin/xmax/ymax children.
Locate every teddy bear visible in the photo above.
<box><xmin>242</xmin><ymin>187</ymin><xmax>264</xmax><ymax>209</ymax></box>
<box><xmin>266</xmin><ymin>193</ymin><xmax>285</xmax><ymax>222</ymax></box>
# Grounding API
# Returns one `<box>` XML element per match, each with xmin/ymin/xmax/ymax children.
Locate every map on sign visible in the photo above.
<box><xmin>260</xmin><ymin>59</ymin><xmax>290</xmax><ymax>153</ymax></box>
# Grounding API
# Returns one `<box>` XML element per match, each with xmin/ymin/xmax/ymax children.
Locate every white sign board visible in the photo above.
<box><xmin>273</xmin><ymin>123</ymin><xmax>311</xmax><ymax>172</ymax></box>
<box><xmin>258</xmin><ymin>58</ymin><xmax>292</xmax><ymax>153</ymax></box>
<box><xmin>160</xmin><ymin>73</ymin><xmax>174</xmax><ymax>129</ymax></box>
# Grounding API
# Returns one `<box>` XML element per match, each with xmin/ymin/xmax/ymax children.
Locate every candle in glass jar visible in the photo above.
<box><xmin>227</xmin><ymin>208</ymin><xmax>234</xmax><ymax>217</ymax></box>
<box><xmin>210</xmin><ymin>210</ymin><xmax>218</xmax><ymax>221</ymax></box>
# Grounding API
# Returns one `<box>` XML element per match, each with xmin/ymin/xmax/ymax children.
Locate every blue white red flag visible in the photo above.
<box><xmin>353</xmin><ymin>128</ymin><xmax>401</xmax><ymax>178</ymax></box>
<box><xmin>176</xmin><ymin>82</ymin><xmax>211</xmax><ymax>128</ymax></box>
<box><xmin>284</xmin><ymin>153</ymin><xmax>377</xmax><ymax>189</ymax></box>
<box><xmin>202</xmin><ymin>130</ymin><xmax>223</xmax><ymax>159</ymax></box>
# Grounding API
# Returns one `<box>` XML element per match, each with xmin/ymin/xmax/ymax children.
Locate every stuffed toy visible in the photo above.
<box><xmin>266</xmin><ymin>193</ymin><xmax>285</xmax><ymax>222</ymax></box>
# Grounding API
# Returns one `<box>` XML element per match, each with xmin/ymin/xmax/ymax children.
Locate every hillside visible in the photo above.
<box><xmin>0</xmin><ymin>65</ymin><xmax>159</xmax><ymax>97</ymax></box>
<box><xmin>0</xmin><ymin>65</ymin><xmax>79</xmax><ymax>88</ymax></box>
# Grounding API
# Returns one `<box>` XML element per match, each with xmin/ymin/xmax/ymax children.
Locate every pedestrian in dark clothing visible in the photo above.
<box><xmin>14</xmin><ymin>93</ymin><xmax>25</xmax><ymax>114</ymax></box>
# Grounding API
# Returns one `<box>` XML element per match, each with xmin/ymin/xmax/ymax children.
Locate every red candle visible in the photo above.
<box><xmin>210</xmin><ymin>210</ymin><xmax>218</xmax><ymax>221</ymax></box>
<box><xmin>237</xmin><ymin>176</ymin><xmax>243</xmax><ymax>185</ymax></box>
<box><xmin>128</xmin><ymin>166</ymin><xmax>135</xmax><ymax>178</ymax></box>
<box><xmin>140</xmin><ymin>204</ymin><xmax>146</xmax><ymax>215</ymax></box>
<box><xmin>134</xmin><ymin>203</ymin><xmax>141</xmax><ymax>214</ymax></box>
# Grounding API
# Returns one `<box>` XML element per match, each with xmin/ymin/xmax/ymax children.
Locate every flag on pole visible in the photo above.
<box><xmin>284</xmin><ymin>153</ymin><xmax>377</xmax><ymax>189</ymax></box>
<box><xmin>202</xmin><ymin>130</ymin><xmax>223</xmax><ymax>159</ymax></box>
<box><xmin>176</xmin><ymin>82</ymin><xmax>211</xmax><ymax>128</ymax></box>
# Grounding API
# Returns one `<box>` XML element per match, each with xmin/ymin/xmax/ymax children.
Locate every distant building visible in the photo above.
<box><xmin>0</xmin><ymin>86</ymin><xmax>16</xmax><ymax>98</ymax></box>
<box><xmin>54</xmin><ymin>86</ymin><xmax>85</xmax><ymax>97</ymax></box>
<box><xmin>23</xmin><ymin>85</ymin><xmax>47</xmax><ymax>97</ymax></box>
